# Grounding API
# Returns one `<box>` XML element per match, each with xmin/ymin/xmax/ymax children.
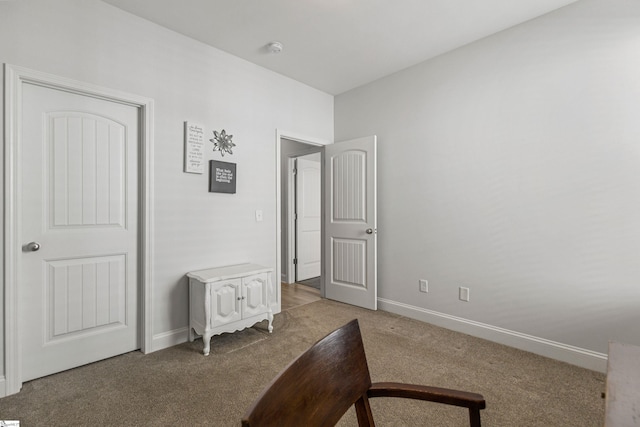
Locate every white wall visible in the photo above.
<box><xmin>0</xmin><ymin>0</ymin><xmax>333</xmax><ymax>388</ymax></box>
<box><xmin>335</xmin><ymin>0</ymin><xmax>640</xmax><ymax>371</ymax></box>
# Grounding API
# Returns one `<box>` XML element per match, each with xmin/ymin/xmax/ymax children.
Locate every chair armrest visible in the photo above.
<box><xmin>368</xmin><ymin>382</ymin><xmax>486</xmax><ymax>410</ymax></box>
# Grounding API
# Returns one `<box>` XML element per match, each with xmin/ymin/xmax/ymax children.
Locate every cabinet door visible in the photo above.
<box><xmin>210</xmin><ymin>279</ymin><xmax>242</xmax><ymax>327</ymax></box>
<box><xmin>242</xmin><ymin>273</ymin><xmax>269</xmax><ymax>318</ymax></box>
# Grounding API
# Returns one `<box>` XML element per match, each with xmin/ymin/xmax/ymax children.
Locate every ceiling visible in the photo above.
<box><xmin>102</xmin><ymin>0</ymin><xmax>578</xmax><ymax>95</ymax></box>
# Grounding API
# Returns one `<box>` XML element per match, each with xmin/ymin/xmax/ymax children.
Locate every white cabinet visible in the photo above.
<box><xmin>187</xmin><ymin>264</ymin><xmax>274</xmax><ymax>356</ymax></box>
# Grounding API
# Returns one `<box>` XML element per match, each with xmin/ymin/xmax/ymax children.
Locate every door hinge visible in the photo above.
<box><xmin>293</xmin><ymin>168</ymin><xmax>297</xmax><ymax>175</ymax></box>
<box><xmin>293</xmin><ymin>258</ymin><xmax>297</xmax><ymax>265</ymax></box>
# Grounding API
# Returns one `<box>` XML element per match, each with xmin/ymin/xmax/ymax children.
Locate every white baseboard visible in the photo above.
<box><xmin>150</xmin><ymin>327</ymin><xmax>189</xmax><ymax>353</ymax></box>
<box><xmin>378</xmin><ymin>298</ymin><xmax>608</xmax><ymax>373</ymax></box>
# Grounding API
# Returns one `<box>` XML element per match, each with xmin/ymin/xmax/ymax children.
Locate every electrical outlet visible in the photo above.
<box><xmin>459</xmin><ymin>287</ymin><xmax>470</xmax><ymax>302</ymax></box>
<box><xmin>419</xmin><ymin>279</ymin><xmax>428</xmax><ymax>293</ymax></box>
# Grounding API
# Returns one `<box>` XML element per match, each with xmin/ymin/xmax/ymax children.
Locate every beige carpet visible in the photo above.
<box><xmin>0</xmin><ymin>299</ymin><xmax>605</xmax><ymax>426</ymax></box>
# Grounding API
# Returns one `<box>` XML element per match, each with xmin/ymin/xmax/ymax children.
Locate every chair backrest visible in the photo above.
<box><xmin>242</xmin><ymin>319</ymin><xmax>372</xmax><ymax>427</ymax></box>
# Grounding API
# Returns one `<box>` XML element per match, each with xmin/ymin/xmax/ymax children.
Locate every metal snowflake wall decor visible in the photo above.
<box><xmin>210</xmin><ymin>129</ymin><xmax>235</xmax><ymax>156</ymax></box>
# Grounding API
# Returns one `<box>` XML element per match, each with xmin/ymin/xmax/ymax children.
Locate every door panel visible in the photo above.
<box><xmin>295</xmin><ymin>154</ymin><xmax>321</xmax><ymax>280</ymax></box>
<box><xmin>243</xmin><ymin>274</ymin><xmax>269</xmax><ymax>317</ymax></box>
<box><xmin>332</xmin><ymin>238</ymin><xmax>366</xmax><ymax>289</ymax></box>
<box><xmin>211</xmin><ymin>281</ymin><xmax>242</xmax><ymax>326</ymax></box>
<box><xmin>48</xmin><ymin>113</ymin><xmax>126</xmax><ymax>227</ymax></box>
<box><xmin>324</xmin><ymin>136</ymin><xmax>377</xmax><ymax>310</ymax></box>
<box><xmin>47</xmin><ymin>255</ymin><xmax>126</xmax><ymax>341</ymax></box>
<box><xmin>20</xmin><ymin>83</ymin><xmax>139</xmax><ymax>382</ymax></box>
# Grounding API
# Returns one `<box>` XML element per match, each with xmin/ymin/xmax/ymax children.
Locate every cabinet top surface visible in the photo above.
<box><xmin>187</xmin><ymin>263</ymin><xmax>273</xmax><ymax>283</ymax></box>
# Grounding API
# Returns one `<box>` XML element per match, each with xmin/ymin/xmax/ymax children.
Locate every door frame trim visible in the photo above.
<box><xmin>275</xmin><ymin>129</ymin><xmax>330</xmax><ymax>310</ymax></box>
<box><xmin>3</xmin><ymin>64</ymin><xmax>154</xmax><ymax>396</ymax></box>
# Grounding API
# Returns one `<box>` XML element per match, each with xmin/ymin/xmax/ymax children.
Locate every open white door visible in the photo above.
<box><xmin>324</xmin><ymin>136</ymin><xmax>377</xmax><ymax>310</ymax></box>
<box><xmin>295</xmin><ymin>154</ymin><xmax>322</xmax><ymax>281</ymax></box>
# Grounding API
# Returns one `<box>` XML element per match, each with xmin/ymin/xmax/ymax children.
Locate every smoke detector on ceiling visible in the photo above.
<box><xmin>266</xmin><ymin>41</ymin><xmax>284</xmax><ymax>54</ymax></box>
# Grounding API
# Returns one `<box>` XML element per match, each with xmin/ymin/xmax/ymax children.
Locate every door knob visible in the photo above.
<box><xmin>366</xmin><ymin>228</ymin><xmax>374</xmax><ymax>234</ymax></box>
<box><xmin>25</xmin><ymin>242</ymin><xmax>41</xmax><ymax>252</ymax></box>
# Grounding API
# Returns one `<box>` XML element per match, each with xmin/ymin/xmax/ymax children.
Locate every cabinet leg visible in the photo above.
<box><xmin>188</xmin><ymin>326</ymin><xmax>195</xmax><ymax>342</ymax></box>
<box><xmin>202</xmin><ymin>333</ymin><xmax>211</xmax><ymax>356</ymax></box>
<box><xmin>267</xmin><ymin>311</ymin><xmax>274</xmax><ymax>333</ymax></box>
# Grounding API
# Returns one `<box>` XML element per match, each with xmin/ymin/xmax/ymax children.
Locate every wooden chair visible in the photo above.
<box><xmin>242</xmin><ymin>319</ymin><xmax>486</xmax><ymax>427</ymax></box>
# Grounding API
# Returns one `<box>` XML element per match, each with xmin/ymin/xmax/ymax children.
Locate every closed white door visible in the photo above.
<box><xmin>295</xmin><ymin>153</ymin><xmax>321</xmax><ymax>281</ymax></box>
<box><xmin>20</xmin><ymin>82</ymin><xmax>140</xmax><ymax>381</ymax></box>
<box><xmin>324</xmin><ymin>136</ymin><xmax>377</xmax><ymax>310</ymax></box>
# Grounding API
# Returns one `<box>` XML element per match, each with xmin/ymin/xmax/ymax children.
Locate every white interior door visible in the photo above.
<box><xmin>295</xmin><ymin>153</ymin><xmax>321</xmax><ymax>281</ymax></box>
<box><xmin>324</xmin><ymin>136</ymin><xmax>377</xmax><ymax>310</ymax></box>
<box><xmin>20</xmin><ymin>82</ymin><xmax>140</xmax><ymax>381</ymax></box>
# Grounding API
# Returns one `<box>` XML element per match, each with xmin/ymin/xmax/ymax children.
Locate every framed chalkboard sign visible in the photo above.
<box><xmin>209</xmin><ymin>160</ymin><xmax>236</xmax><ymax>194</ymax></box>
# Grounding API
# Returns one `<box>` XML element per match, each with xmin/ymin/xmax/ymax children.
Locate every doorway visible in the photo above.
<box><xmin>275</xmin><ymin>131</ymin><xmax>378</xmax><ymax>313</ymax></box>
<box><xmin>280</xmin><ymin>138</ymin><xmax>324</xmax><ymax>290</ymax></box>
<box><xmin>276</xmin><ymin>132</ymin><xmax>329</xmax><ymax>311</ymax></box>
